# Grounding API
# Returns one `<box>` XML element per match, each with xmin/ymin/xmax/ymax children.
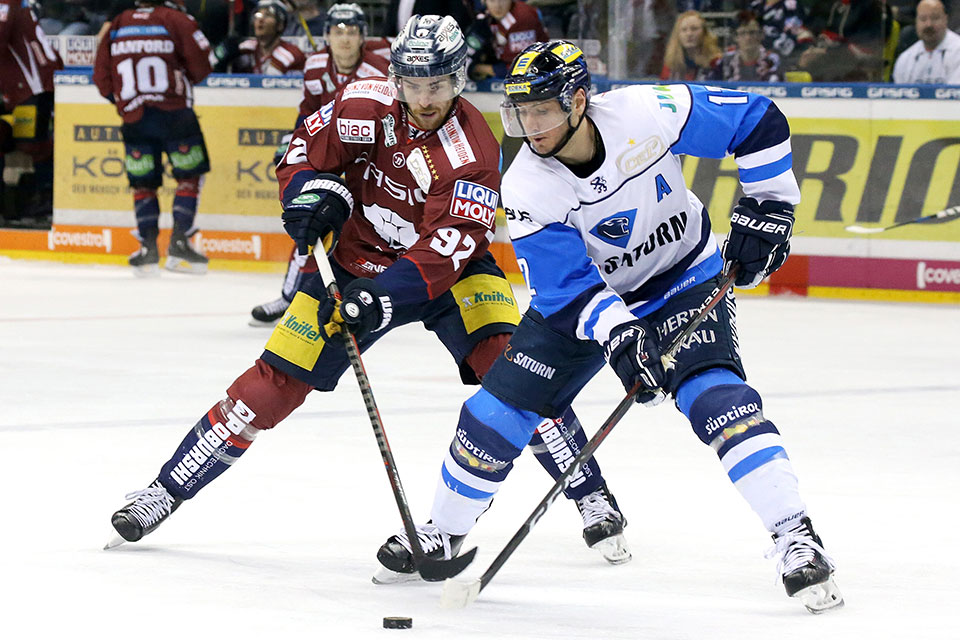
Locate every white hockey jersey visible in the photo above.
<box><xmin>501</xmin><ymin>83</ymin><xmax>800</xmax><ymax>345</ymax></box>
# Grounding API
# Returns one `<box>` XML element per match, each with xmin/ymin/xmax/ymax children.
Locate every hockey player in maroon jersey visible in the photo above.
<box><xmin>465</xmin><ymin>0</ymin><xmax>549</xmax><ymax>81</ymax></box>
<box><xmin>0</xmin><ymin>0</ymin><xmax>62</xmax><ymax>221</ymax></box>
<box><xmin>249</xmin><ymin>3</ymin><xmax>391</xmax><ymax>326</ymax></box>
<box><xmin>94</xmin><ymin>0</ymin><xmax>213</xmax><ymax>275</ymax></box>
<box><xmin>106</xmin><ymin>14</ymin><xmax>632</xmax><ymax>576</ymax></box>
<box><xmin>211</xmin><ymin>0</ymin><xmax>306</xmax><ymax>75</ymax></box>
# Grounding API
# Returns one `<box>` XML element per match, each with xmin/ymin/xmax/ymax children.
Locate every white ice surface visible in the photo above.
<box><xmin>1</xmin><ymin>258</ymin><xmax>958</xmax><ymax>639</ymax></box>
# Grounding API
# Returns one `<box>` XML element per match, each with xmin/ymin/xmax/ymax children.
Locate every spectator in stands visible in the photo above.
<box><xmin>212</xmin><ymin>0</ymin><xmax>307</xmax><ymax>74</ymax></box>
<box><xmin>748</xmin><ymin>0</ymin><xmax>814</xmax><ymax>66</ymax></box>
<box><xmin>283</xmin><ymin>0</ymin><xmax>326</xmax><ymax>43</ymax></box>
<box><xmin>660</xmin><ymin>9</ymin><xmax>721</xmax><ymax>80</ymax></box>
<box><xmin>713</xmin><ymin>9</ymin><xmax>781</xmax><ymax>81</ymax></box>
<box><xmin>466</xmin><ymin>0</ymin><xmax>549</xmax><ymax>80</ymax></box>
<box><xmin>893</xmin><ymin>0</ymin><xmax>960</xmax><ymax>83</ymax></box>
<box><xmin>525</xmin><ymin>0</ymin><xmax>576</xmax><ymax>38</ymax></box>
<box><xmin>798</xmin><ymin>0</ymin><xmax>896</xmax><ymax>81</ymax></box>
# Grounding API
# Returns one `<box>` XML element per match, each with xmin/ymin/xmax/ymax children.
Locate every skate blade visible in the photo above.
<box><xmin>132</xmin><ymin>264</ymin><xmax>160</xmax><ymax>278</ymax></box>
<box><xmin>165</xmin><ymin>258</ymin><xmax>208</xmax><ymax>275</ymax></box>
<box><xmin>440</xmin><ymin>577</ymin><xmax>481</xmax><ymax>609</ymax></box>
<box><xmin>103</xmin><ymin>534</ymin><xmax>127</xmax><ymax>550</ymax></box>
<box><xmin>794</xmin><ymin>576</ymin><xmax>845</xmax><ymax>614</ymax></box>
<box><xmin>371</xmin><ymin>566</ymin><xmax>423</xmax><ymax>585</ymax></box>
<box><xmin>248</xmin><ymin>317</ymin><xmax>281</xmax><ymax>328</ymax></box>
<box><xmin>591</xmin><ymin>533</ymin><xmax>632</xmax><ymax>565</ymax></box>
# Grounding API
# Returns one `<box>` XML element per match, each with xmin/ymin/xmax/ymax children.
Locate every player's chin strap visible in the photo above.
<box><xmin>526</xmin><ymin>109</ymin><xmax>587</xmax><ymax>159</ymax></box>
<box><xmin>440</xmin><ymin>265</ymin><xmax>740</xmax><ymax>609</ymax></box>
<box><xmin>312</xmin><ymin>245</ymin><xmax>477</xmax><ymax>582</ymax></box>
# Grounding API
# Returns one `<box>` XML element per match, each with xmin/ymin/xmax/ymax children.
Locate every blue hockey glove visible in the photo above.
<box><xmin>315</xmin><ymin>278</ymin><xmax>393</xmax><ymax>344</ymax></box>
<box><xmin>281</xmin><ymin>173</ymin><xmax>353</xmax><ymax>256</ymax></box>
<box><xmin>603</xmin><ymin>320</ymin><xmax>668</xmax><ymax>406</ymax></box>
<box><xmin>722</xmin><ymin>197</ymin><xmax>794</xmax><ymax>289</ymax></box>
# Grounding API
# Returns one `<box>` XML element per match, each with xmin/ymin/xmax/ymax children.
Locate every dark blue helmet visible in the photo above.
<box><xmin>503</xmin><ymin>41</ymin><xmax>590</xmax><ymax>111</ymax></box>
<box><xmin>325</xmin><ymin>3</ymin><xmax>367</xmax><ymax>36</ymax></box>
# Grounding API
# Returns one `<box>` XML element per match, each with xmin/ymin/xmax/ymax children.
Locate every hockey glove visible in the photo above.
<box><xmin>603</xmin><ymin>320</ymin><xmax>668</xmax><ymax>406</ymax></box>
<box><xmin>722</xmin><ymin>197</ymin><xmax>794</xmax><ymax>289</ymax></box>
<box><xmin>316</xmin><ymin>277</ymin><xmax>393</xmax><ymax>343</ymax></box>
<box><xmin>281</xmin><ymin>173</ymin><xmax>353</xmax><ymax>256</ymax></box>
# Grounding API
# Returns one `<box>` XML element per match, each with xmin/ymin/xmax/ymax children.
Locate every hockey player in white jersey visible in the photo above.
<box><xmin>374</xmin><ymin>41</ymin><xmax>844</xmax><ymax>613</ymax></box>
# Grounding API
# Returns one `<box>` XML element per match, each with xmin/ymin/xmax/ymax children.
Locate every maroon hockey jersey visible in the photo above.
<box><xmin>298</xmin><ymin>38</ymin><xmax>390</xmax><ymax>117</ymax></box>
<box><xmin>0</xmin><ymin>0</ymin><xmax>62</xmax><ymax>111</ymax></box>
<box><xmin>230</xmin><ymin>37</ymin><xmax>306</xmax><ymax>75</ymax></box>
<box><xmin>488</xmin><ymin>1</ymin><xmax>548</xmax><ymax>66</ymax></box>
<box><xmin>93</xmin><ymin>4</ymin><xmax>212</xmax><ymax>123</ymax></box>
<box><xmin>277</xmin><ymin>78</ymin><xmax>502</xmax><ymax>301</ymax></box>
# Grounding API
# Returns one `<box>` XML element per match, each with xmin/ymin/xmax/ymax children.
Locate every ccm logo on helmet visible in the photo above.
<box><xmin>450</xmin><ymin>180</ymin><xmax>498</xmax><ymax>229</ymax></box>
<box><xmin>337</xmin><ymin>118</ymin><xmax>375</xmax><ymax>143</ymax></box>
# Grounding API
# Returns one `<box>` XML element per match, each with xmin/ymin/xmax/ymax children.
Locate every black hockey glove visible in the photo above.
<box><xmin>211</xmin><ymin>33</ymin><xmax>242</xmax><ymax>72</ymax></box>
<box><xmin>316</xmin><ymin>277</ymin><xmax>393</xmax><ymax>344</ymax></box>
<box><xmin>722</xmin><ymin>197</ymin><xmax>794</xmax><ymax>289</ymax></box>
<box><xmin>281</xmin><ymin>173</ymin><xmax>353</xmax><ymax>256</ymax></box>
<box><xmin>603</xmin><ymin>320</ymin><xmax>668</xmax><ymax>406</ymax></box>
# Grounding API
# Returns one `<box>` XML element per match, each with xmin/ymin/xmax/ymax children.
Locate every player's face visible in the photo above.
<box><xmin>485</xmin><ymin>0</ymin><xmax>512</xmax><ymax>20</ymax></box>
<box><xmin>327</xmin><ymin>24</ymin><xmax>364</xmax><ymax>57</ymax></box>
<box><xmin>397</xmin><ymin>76</ymin><xmax>457</xmax><ymax>130</ymax></box>
<box><xmin>501</xmin><ymin>97</ymin><xmax>568</xmax><ymax>147</ymax></box>
<box><xmin>254</xmin><ymin>11</ymin><xmax>279</xmax><ymax>39</ymax></box>
<box><xmin>678</xmin><ymin>15</ymin><xmax>704</xmax><ymax>50</ymax></box>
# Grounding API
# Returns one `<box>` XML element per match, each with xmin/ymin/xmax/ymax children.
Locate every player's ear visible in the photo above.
<box><xmin>573</xmin><ymin>88</ymin><xmax>588</xmax><ymax>118</ymax></box>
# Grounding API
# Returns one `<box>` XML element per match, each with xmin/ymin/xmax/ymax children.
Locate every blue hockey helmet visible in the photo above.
<box><xmin>254</xmin><ymin>0</ymin><xmax>289</xmax><ymax>33</ymax></box>
<box><xmin>389</xmin><ymin>15</ymin><xmax>468</xmax><ymax>102</ymax></box>
<box><xmin>325</xmin><ymin>3</ymin><xmax>367</xmax><ymax>36</ymax></box>
<box><xmin>500</xmin><ymin>41</ymin><xmax>591</xmax><ymax>138</ymax></box>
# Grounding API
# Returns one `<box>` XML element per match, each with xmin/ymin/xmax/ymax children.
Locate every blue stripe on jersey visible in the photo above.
<box><xmin>582</xmin><ymin>295</ymin><xmax>620</xmax><ymax>341</ymax></box>
<box><xmin>732</xmin><ymin>102</ymin><xmax>791</xmax><ymax>158</ymax></box>
<box><xmin>728</xmin><ymin>446</ymin><xmax>788</xmax><ymax>483</ymax></box>
<box><xmin>738</xmin><ymin>152</ymin><xmax>793</xmax><ymax>183</ymax></box>
<box><xmin>441</xmin><ymin>463</ymin><xmax>495</xmax><ymax>499</ymax></box>
<box><xmin>672</xmin><ymin>86</ymin><xmax>773</xmax><ymax>159</ymax></box>
<box><xmin>515</xmin><ymin>223</ymin><xmax>608</xmax><ymax>321</ymax></box>
<box><xmin>630</xmin><ymin>250</ymin><xmax>723</xmax><ymax>318</ymax></box>
<box><xmin>111</xmin><ymin>25</ymin><xmax>171</xmax><ymax>39</ymax></box>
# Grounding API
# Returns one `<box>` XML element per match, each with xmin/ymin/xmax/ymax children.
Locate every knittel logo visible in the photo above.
<box><xmin>590</xmin><ymin>209</ymin><xmax>636</xmax><ymax>248</ymax></box>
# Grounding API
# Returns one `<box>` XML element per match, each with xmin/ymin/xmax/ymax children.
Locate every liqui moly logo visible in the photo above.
<box><xmin>916</xmin><ymin>261</ymin><xmax>960</xmax><ymax>290</ymax></box>
<box><xmin>450</xmin><ymin>180</ymin><xmax>497</xmax><ymax>229</ymax></box>
<box><xmin>47</xmin><ymin>228</ymin><xmax>112</xmax><ymax>252</ymax></box>
<box><xmin>193</xmin><ymin>233</ymin><xmax>262</xmax><ymax>259</ymax></box>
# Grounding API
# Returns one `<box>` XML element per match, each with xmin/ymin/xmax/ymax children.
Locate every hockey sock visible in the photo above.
<box><xmin>172</xmin><ymin>177</ymin><xmax>201</xmax><ymax>235</ymax></box>
<box><xmin>430</xmin><ymin>389</ymin><xmax>539</xmax><ymax>535</ymax></box>
<box><xmin>527</xmin><ymin>408</ymin><xmax>603</xmax><ymax>501</ymax></box>
<box><xmin>680</xmin><ymin>371</ymin><xmax>806</xmax><ymax>531</ymax></box>
<box><xmin>158</xmin><ymin>397</ymin><xmax>260</xmax><ymax>499</ymax></box>
<box><xmin>133</xmin><ymin>188</ymin><xmax>160</xmax><ymax>241</ymax></box>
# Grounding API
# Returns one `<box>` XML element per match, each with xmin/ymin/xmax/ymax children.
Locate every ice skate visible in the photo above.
<box><xmin>129</xmin><ymin>237</ymin><xmax>160</xmax><ymax>277</ymax></box>
<box><xmin>165</xmin><ymin>231</ymin><xmax>208</xmax><ymax>274</ymax></box>
<box><xmin>249</xmin><ymin>296</ymin><xmax>290</xmax><ymax>327</ymax></box>
<box><xmin>576</xmin><ymin>481</ymin><xmax>631</xmax><ymax>565</ymax></box>
<box><xmin>373</xmin><ymin>522</ymin><xmax>465</xmax><ymax>585</ymax></box>
<box><xmin>104</xmin><ymin>479</ymin><xmax>183</xmax><ymax>549</ymax></box>
<box><xmin>766</xmin><ymin>516</ymin><xmax>844</xmax><ymax>613</ymax></box>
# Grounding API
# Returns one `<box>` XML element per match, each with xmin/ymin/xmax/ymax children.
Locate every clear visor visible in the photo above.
<box><xmin>500</xmin><ymin>98</ymin><xmax>569</xmax><ymax>137</ymax></box>
<box><xmin>390</xmin><ymin>69</ymin><xmax>466</xmax><ymax>103</ymax></box>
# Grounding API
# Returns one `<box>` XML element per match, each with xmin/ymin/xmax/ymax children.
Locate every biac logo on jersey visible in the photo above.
<box><xmin>450</xmin><ymin>180</ymin><xmax>498</xmax><ymax>229</ymax></box>
<box><xmin>590</xmin><ymin>209</ymin><xmax>636</xmax><ymax>248</ymax></box>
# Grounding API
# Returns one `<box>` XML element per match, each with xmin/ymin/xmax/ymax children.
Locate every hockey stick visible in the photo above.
<box><xmin>298</xmin><ymin>13</ymin><xmax>319</xmax><ymax>53</ymax></box>
<box><xmin>313</xmin><ymin>245</ymin><xmax>477</xmax><ymax>581</ymax></box>
<box><xmin>440</xmin><ymin>266</ymin><xmax>740</xmax><ymax>608</ymax></box>
<box><xmin>845</xmin><ymin>205</ymin><xmax>960</xmax><ymax>234</ymax></box>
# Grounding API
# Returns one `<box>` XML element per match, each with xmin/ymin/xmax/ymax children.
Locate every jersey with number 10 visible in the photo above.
<box><xmin>93</xmin><ymin>5</ymin><xmax>212</xmax><ymax>123</ymax></box>
<box><xmin>501</xmin><ymin>84</ymin><xmax>801</xmax><ymax>346</ymax></box>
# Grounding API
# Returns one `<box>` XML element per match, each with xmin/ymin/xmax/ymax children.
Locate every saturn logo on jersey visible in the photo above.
<box><xmin>590</xmin><ymin>209</ymin><xmax>637</xmax><ymax>248</ymax></box>
<box><xmin>450</xmin><ymin>180</ymin><xmax>498</xmax><ymax>229</ymax></box>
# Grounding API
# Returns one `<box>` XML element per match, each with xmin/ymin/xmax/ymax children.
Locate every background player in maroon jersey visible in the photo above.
<box><xmin>211</xmin><ymin>0</ymin><xmax>306</xmax><ymax>75</ymax></box>
<box><xmin>0</xmin><ymin>0</ymin><xmax>62</xmax><ymax>223</ymax></box>
<box><xmin>250</xmin><ymin>3</ymin><xmax>391</xmax><ymax>326</ymax></box>
<box><xmin>106</xmin><ymin>14</ymin><xmax>631</xmax><ymax>577</ymax></box>
<box><xmin>465</xmin><ymin>0</ymin><xmax>549</xmax><ymax>81</ymax></box>
<box><xmin>94</xmin><ymin>0</ymin><xmax>213</xmax><ymax>275</ymax></box>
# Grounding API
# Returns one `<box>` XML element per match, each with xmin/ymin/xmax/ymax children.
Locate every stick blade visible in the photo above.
<box><xmin>440</xmin><ymin>577</ymin><xmax>483</xmax><ymax>609</ymax></box>
<box><xmin>844</xmin><ymin>225</ymin><xmax>886</xmax><ymax>234</ymax></box>
<box><xmin>417</xmin><ymin>546</ymin><xmax>477</xmax><ymax>582</ymax></box>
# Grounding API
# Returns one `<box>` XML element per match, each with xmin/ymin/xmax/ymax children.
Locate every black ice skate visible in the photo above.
<box><xmin>129</xmin><ymin>237</ymin><xmax>160</xmax><ymax>277</ymax></box>
<box><xmin>165</xmin><ymin>231</ymin><xmax>208</xmax><ymax>274</ymax></box>
<box><xmin>766</xmin><ymin>516</ymin><xmax>844</xmax><ymax>613</ymax></box>
<box><xmin>576</xmin><ymin>481</ymin><xmax>632</xmax><ymax>565</ymax></box>
<box><xmin>104</xmin><ymin>479</ymin><xmax>183</xmax><ymax>550</ymax></box>
<box><xmin>373</xmin><ymin>522</ymin><xmax>466</xmax><ymax>585</ymax></box>
<box><xmin>249</xmin><ymin>296</ymin><xmax>290</xmax><ymax>327</ymax></box>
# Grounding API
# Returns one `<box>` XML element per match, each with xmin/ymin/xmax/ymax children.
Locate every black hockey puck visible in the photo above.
<box><xmin>383</xmin><ymin>617</ymin><xmax>413</xmax><ymax>629</ymax></box>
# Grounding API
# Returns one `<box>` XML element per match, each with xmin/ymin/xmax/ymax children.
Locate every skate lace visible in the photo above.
<box><xmin>395</xmin><ymin>523</ymin><xmax>452</xmax><ymax>559</ymax></box>
<box><xmin>764</xmin><ymin>524</ymin><xmax>836</xmax><ymax>582</ymax></box>
<box><xmin>577</xmin><ymin>490</ymin><xmax>622</xmax><ymax>529</ymax></box>
<box><xmin>123</xmin><ymin>483</ymin><xmax>175</xmax><ymax>528</ymax></box>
